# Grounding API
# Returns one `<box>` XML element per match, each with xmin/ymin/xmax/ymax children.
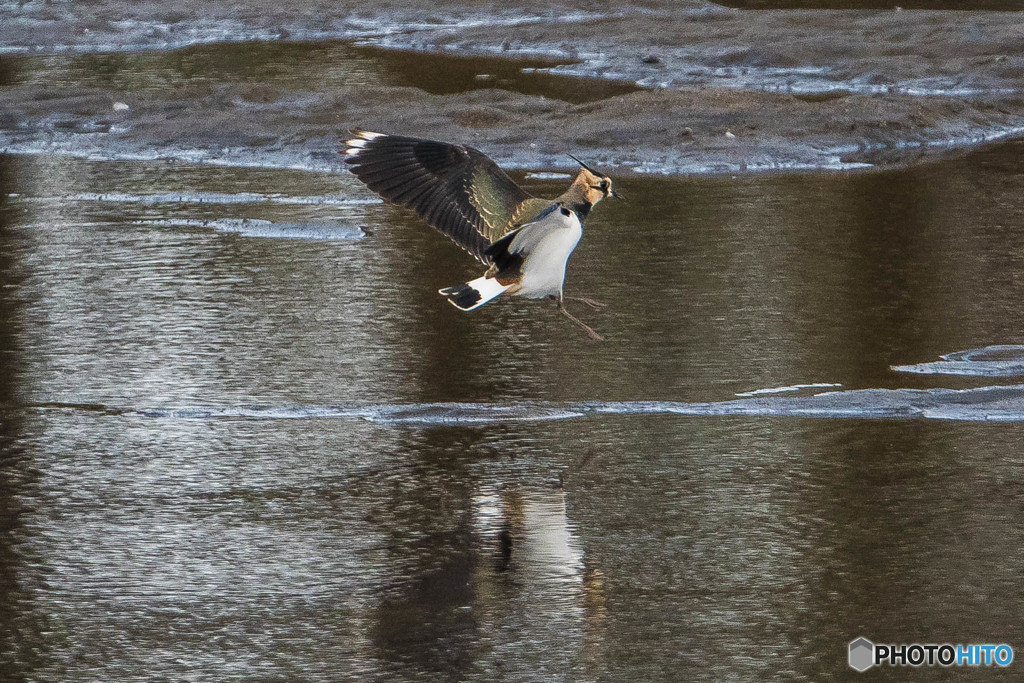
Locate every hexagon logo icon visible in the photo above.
<box><xmin>849</xmin><ymin>637</ymin><xmax>874</xmax><ymax>672</ymax></box>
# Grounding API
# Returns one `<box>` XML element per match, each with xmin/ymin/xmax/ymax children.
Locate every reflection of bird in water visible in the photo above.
<box><xmin>343</xmin><ymin>130</ymin><xmax>620</xmax><ymax>340</ymax></box>
<box><xmin>472</xmin><ymin>485</ymin><xmax>607</xmax><ymax>658</ymax></box>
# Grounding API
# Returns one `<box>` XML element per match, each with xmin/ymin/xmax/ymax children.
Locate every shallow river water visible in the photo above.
<box><xmin>2</xmin><ymin>37</ymin><xmax>1024</xmax><ymax>683</ymax></box>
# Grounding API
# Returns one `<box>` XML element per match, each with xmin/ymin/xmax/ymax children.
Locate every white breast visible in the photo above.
<box><xmin>516</xmin><ymin>211</ymin><xmax>583</xmax><ymax>299</ymax></box>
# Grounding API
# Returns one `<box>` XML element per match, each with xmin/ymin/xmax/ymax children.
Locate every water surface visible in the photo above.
<box><xmin>1</xmin><ymin>136</ymin><xmax>1024</xmax><ymax>680</ymax></box>
<box><xmin>1</xmin><ymin>40</ymin><xmax>638</xmax><ymax>105</ymax></box>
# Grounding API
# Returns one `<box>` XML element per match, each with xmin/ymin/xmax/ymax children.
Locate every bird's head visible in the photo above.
<box><xmin>569</xmin><ymin>154</ymin><xmax>622</xmax><ymax>205</ymax></box>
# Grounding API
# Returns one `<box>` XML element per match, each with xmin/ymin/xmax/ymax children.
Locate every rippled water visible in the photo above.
<box><xmin>3</xmin><ymin>52</ymin><xmax>1024</xmax><ymax>682</ymax></box>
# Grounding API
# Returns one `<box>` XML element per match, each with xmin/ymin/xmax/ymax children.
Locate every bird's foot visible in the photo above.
<box><xmin>558</xmin><ymin>303</ymin><xmax>605</xmax><ymax>341</ymax></box>
<box><xmin>566</xmin><ymin>296</ymin><xmax>607</xmax><ymax>310</ymax></box>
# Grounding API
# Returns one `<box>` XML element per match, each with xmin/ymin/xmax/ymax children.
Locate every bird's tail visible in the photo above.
<box><xmin>439</xmin><ymin>276</ymin><xmax>509</xmax><ymax>311</ymax></box>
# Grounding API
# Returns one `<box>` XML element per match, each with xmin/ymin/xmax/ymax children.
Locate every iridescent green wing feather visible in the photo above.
<box><xmin>344</xmin><ymin>131</ymin><xmax>538</xmax><ymax>264</ymax></box>
<box><xmin>465</xmin><ymin>166</ymin><xmax>550</xmax><ymax>241</ymax></box>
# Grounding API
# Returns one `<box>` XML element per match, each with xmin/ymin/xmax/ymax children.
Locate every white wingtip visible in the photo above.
<box><xmin>344</xmin><ymin>131</ymin><xmax>386</xmax><ymax>158</ymax></box>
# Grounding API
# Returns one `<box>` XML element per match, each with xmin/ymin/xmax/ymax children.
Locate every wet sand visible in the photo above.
<box><xmin>1</xmin><ymin>1</ymin><xmax>1023</xmax><ymax>174</ymax></box>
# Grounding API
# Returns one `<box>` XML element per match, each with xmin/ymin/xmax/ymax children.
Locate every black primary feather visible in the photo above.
<box><xmin>345</xmin><ymin>132</ymin><xmax>536</xmax><ymax>263</ymax></box>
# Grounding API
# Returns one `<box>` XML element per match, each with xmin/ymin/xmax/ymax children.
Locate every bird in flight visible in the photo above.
<box><xmin>343</xmin><ymin>130</ymin><xmax>619</xmax><ymax>340</ymax></box>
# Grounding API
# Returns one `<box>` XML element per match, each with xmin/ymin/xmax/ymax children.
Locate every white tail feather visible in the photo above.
<box><xmin>439</xmin><ymin>276</ymin><xmax>510</xmax><ymax>311</ymax></box>
<box><xmin>467</xmin><ymin>276</ymin><xmax>509</xmax><ymax>308</ymax></box>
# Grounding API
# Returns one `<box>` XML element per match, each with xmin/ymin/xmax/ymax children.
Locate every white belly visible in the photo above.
<box><xmin>515</xmin><ymin>220</ymin><xmax>583</xmax><ymax>298</ymax></box>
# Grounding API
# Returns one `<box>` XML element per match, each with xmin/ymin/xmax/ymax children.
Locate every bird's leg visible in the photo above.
<box><xmin>556</xmin><ymin>295</ymin><xmax>605</xmax><ymax>341</ymax></box>
<box><xmin>565</xmin><ymin>296</ymin><xmax>607</xmax><ymax>309</ymax></box>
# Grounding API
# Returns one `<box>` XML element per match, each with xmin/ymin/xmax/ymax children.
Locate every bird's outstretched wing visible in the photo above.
<box><xmin>343</xmin><ymin>131</ymin><xmax>537</xmax><ymax>263</ymax></box>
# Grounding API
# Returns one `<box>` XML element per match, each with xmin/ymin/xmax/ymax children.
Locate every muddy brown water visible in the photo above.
<box><xmin>2</xmin><ymin>40</ymin><xmax>638</xmax><ymax>104</ymax></box>
<box><xmin>2</xmin><ymin>35</ymin><xmax>1024</xmax><ymax>683</ymax></box>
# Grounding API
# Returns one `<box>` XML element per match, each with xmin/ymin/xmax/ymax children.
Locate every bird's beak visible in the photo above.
<box><xmin>611</xmin><ymin>189</ymin><xmax>625</xmax><ymax>201</ymax></box>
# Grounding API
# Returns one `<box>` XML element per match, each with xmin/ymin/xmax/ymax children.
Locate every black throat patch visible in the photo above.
<box><xmin>571</xmin><ymin>201</ymin><xmax>592</xmax><ymax>221</ymax></box>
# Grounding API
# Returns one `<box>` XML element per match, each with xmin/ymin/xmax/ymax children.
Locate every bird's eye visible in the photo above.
<box><xmin>599</xmin><ymin>180</ymin><xmax>609</xmax><ymax>191</ymax></box>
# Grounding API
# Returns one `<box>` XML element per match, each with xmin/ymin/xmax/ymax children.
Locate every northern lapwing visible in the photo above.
<box><xmin>342</xmin><ymin>131</ymin><xmax>619</xmax><ymax>340</ymax></box>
